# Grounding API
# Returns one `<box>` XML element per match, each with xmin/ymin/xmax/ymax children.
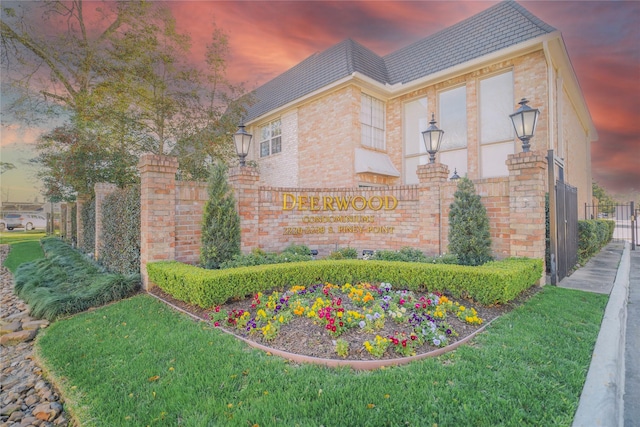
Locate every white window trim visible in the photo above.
<box><xmin>259</xmin><ymin>119</ymin><xmax>282</xmax><ymax>158</ymax></box>
<box><xmin>361</xmin><ymin>93</ymin><xmax>386</xmax><ymax>150</ymax></box>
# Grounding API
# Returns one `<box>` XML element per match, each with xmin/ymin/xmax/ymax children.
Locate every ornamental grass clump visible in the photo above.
<box><xmin>209</xmin><ymin>281</ymin><xmax>483</xmax><ymax>359</ymax></box>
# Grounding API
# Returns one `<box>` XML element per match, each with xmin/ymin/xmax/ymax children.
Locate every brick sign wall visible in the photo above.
<box><xmin>100</xmin><ymin>152</ymin><xmax>547</xmax><ymax>289</ymax></box>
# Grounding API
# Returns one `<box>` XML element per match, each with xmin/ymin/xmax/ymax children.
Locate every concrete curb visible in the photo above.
<box><xmin>573</xmin><ymin>241</ymin><xmax>630</xmax><ymax>427</ymax></box>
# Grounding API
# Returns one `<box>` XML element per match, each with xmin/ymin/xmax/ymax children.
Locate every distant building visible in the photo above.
<box><xmin>241</xmin><ymin>0</ymin><xmax>596</xmax><ymax>212</ymax></box>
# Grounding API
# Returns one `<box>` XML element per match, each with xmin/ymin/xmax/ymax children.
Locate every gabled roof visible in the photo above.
<box><xmin>244</xmin><ymin>0</ymin><xmax>556</xmax><ymax>122</ymax></box>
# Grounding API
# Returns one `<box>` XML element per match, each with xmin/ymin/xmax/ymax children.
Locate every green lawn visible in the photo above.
<box><xmin>36</xmin><ymin>287</ymin><xmax>607</xmax><ymax>426</ymax></box>
<box><xmin>1</xmin><ymin>231</ymin><xmax>46</xmax><ymax>272</ymax></box>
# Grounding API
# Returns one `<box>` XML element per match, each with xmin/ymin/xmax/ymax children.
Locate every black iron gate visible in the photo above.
<box><xmin>584</xmin><ymin>201</ymin><xmax>637</xmax><ymax>250</ymax></box>
<box><xmin>555</xmin><ymin>181</ymin><xmax>578</xmax><ymax>281</ymax></box>
<box><xmin>548</xmin><ymin>150</ymin><xmax>579</xmax><ymax>284</ymax></box>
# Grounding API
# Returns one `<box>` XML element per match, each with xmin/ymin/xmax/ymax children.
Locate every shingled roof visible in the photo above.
<box><xmin>244</xmin><ymin>0</ymin><xmax>556</xmax><ymax>122</ymax></box>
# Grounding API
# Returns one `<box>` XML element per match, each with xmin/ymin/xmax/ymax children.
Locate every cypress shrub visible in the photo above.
<box><xmin>200</xmin><ymin>162</ymin><xmax>241</xmax><ymax>269</ymax></box>
<box><xmin>448</xmin><ymin>177</ymin><xmax>493</xmax><ymax>266</ymax></box>
<box><xmin>100</xmin><ymin>186</ymin><xmax>140</xmax><ymax>275</ymax></box>
<box><xmin>80</xmin><ymin>198</ymin><xmax>96</xmax><ymax>253</ymax></box>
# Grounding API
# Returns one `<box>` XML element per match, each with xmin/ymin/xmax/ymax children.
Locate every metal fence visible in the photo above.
<box><xmin>584</xmin><ymin>202</ymin><xmax>637</xmax><ymax>250</ymax></box>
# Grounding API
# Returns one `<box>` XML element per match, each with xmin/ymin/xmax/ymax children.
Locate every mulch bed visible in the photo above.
<box><xmin>148</xmin><ymin>285</ymin><xmax>542</xmax><ymax>361</ymax></box>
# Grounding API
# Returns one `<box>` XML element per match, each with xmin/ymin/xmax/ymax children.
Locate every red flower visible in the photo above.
<box><xmin>214</xmin><ymin>321</ymin><xmax>220</xmax><ymax>327</ymax></box>
<box><xmin>402</xmin><ymin>340</ymin><xmax>407</xmax><ymax>347</ymax></box>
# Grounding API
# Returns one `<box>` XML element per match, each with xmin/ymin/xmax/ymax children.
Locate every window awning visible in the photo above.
<box><xmin>354</xmin><ymin>148</ymin><xmax>401</xmax><ymax>177</ymax></box>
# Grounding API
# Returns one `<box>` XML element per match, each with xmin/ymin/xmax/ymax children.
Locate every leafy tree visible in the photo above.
<box><xmin>0</xmin><ymin>162</ymin><xmax>15</xmax><ymax>174</ymax></box>
<box><xmin>2</xmin><ymin>1</ymin><xmax>247</xmax><ymax>197</ymax></box>
<box><xmin>448</xmin><ymin>177</ymin><xmax>493</xmax><ymax>266</ymax></box>
<box><xmin>200</xmin><ymin>162</ymin><xmax>240</xmax><ymax>269</ymax></box>
<box><xmin>592</xmin><ymin>182</ymin><xmax>615</xmax><ymax>215</ymax></box>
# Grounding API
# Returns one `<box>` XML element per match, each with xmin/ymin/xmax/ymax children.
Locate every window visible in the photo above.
<box><xmin>403</xmin><ymin>97</ymin><xmax>429</xmax><ymax>184</ymax></box>
<box><xmin>439</xmin><ymin>86</ymin><xmax>467</xmax><ymax>150</ymax></box>
<box><xmin>480</xmin><ymin>71</ymin><xmax>514</xmax><ymax>144</ymax></box>
<box><xmin>361</xmin><ymin>93</ymin><xmax>385</xmax><ymax>150</ymax></box>
<box><xmin>438</xmin><ymin>86</ymin><xmax>468</xmax><ymax>178</ymax></box>
<box><xmin>479</xmin><ymin>71</ymin><xmax>515</xmax><ymax>177</ymax></box>
<box><xmin>259</xmin><ymin>119</ymin><xmax>282</xmax><ymax>157</ymax></box>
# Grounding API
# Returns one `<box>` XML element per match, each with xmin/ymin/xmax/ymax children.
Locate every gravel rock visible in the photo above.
<box><xmin>0</xmin><ymin>245</ymin><xmax>71</xmax><ymax>426</ymax></box>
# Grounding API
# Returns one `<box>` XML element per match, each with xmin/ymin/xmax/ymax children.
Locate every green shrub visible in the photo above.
<box><xmin>327</xmin><ymin>247</ymin><xmax>358</xmax><ymax>260</ymax></box>
<box><xmin>14</xmin><ymin>238</ymin><xmax>140</xmax><ymax>320</ymax></box>
<box><xmin>578</xmin><ymin>219</ymin><xmax>614</xmax><ymax>264</ymax></box>
<box><xmin>148</xmin><ymin>257</ymin><xmax>542</xmax><ymax>308</ymax></box>
<box><xmin>100</xmin><ymin>186</ymin><xmax>140</xmax><ymax>275</ymax></box>
<box><xmin>200</xmin><ymin>162</ymin><xmax>240</xmax><ymax>269</ymax></box>
<box><xmin>371</xmin><ymin>247</ymin><xmax>428</xmax><ymax>262</ymax></box>
<box><xmin>80</xmin><ymin>198</ymin><xmax>96</xmax><ymax>253</ymax></box>
<box><xmin>448</xmin><ymin>177</ymin><xmax>493</xmax><ymax>266</ymax></box>
<box><xmin>219</xmin><ymin>246</ymin><xmax>312</xmax><ymax>269</ymax></box>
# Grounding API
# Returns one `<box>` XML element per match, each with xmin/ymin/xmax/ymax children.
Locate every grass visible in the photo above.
<box><xmin>1</xmin><ymin>231</ymin><xmax>46</xmax><ymax>272</ymax></box>
<box><xmin>13</xmin><ymin>238</ymin><xmax>140</xmax><ymax>320</ymax></box>
<box><xmin>35</xmin><ymin>286</ymin><xmax>607</xmax><ymax>426</ymax></box>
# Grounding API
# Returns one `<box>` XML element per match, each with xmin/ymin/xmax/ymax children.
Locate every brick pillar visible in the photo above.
<box><xmin>228</xmin><ymin>166</ymin><xmax>260</xmax><ymax>253</ymax></box>
<box><xmin>60</xmin><ymin>204</ymin><xmax>68</xmax><ymax>240</ymax></box>
<box><xmin>76</xmin><ymin>194</ymin><xmax>89</xmax><ymax>252</ymax></box>
<box><xmin>66</xmin><ymin>203</ymin><xmax>75</xmax><ymax>245</ymax></box>
<box><xmin>94</xmin><ymin>183</ymin><xmax>118</xmax><ymax>259</ymax></box>
<box><xmin>139</xmin><ymin>154</ymin><xmax>179</xmax><ymax>290</ymax></box>
<box><xmin>506</xmin><ymin>151</ymin><xmax>547</xmax><ymax>268</ymax></box>
<box><xmin>417</xmin><ymin>163</ymin><xmax>449</xmax><ymax>254</ymax></box>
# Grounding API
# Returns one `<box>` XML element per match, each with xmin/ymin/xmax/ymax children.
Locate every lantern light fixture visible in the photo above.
<box><xmin>509</xmin><ymin>98</ymin><xmax>539</xmax><ymax>152</ymax></box>
<box><xmin>421</xmin><ymin>113</ymin><xmax>445</xmax><ymax>163</ymax></box>
<box><xmin>233</xmin><ymin>123</ymin><xmax>253</xmax><ymax>166</ymax></box>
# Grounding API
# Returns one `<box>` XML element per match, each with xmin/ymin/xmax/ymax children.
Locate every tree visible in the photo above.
<box><xmin>200</xmin><ymin>162</ymin><xmax>240</xmax><ymax>269</ymax></box>
<box><xmin>0</xmin><ymin>162</ymin><xmax>15</xmax><ymax>174</ymax></box>
<box><xmin>592</xmin><ymin>182</ymin><xmax>615</xmax><ymax>215</ymax></box>
<box><xmin>448</xmin><ymin>177</ymin><xmax>493</xmax><ymax>266</ymax></box>
<box><xmin>2</xmin><ymin>1</ymin><xmax>246</xmax><ymax>197</ymax></box>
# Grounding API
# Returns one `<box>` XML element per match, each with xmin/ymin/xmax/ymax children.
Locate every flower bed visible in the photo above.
<box><xmin>207</xmin><ymin>282</ymin><xmax>489</xmax><ymax>360</ymax></box>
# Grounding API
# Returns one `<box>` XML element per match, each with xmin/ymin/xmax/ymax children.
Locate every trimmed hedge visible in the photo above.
<box><xmin>578</xmin><ymin>219</ymin><xmax>615</xmax><ymax>263</ymax></box>
<box><xmin>100</xmin><ymin>186</ymin><xmax>140</xmax><ymax>275</ymax></box>
<box><xmin>148</xmin><ymin>257</ymin><xmax>542</xmax><ymax>308</ymax></box>
<box><xmin>80</xmin><ymin>198</ymin><xmax>96</xmax><ymax>253</ymax></box>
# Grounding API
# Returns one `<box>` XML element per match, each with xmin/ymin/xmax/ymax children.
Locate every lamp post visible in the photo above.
<box><xmin>422</xmin><ymin>113</ymin><xmax>445</xmax><ymax>163</ymax></box>
<box><xmin>450</xmin><ymin>168</ymin><xmax>460</xmax><ymax>180</ymax></box>
<box><xmin>233</xmin><ymin>123</ymin><xmax>253</xmax><ymax>166</ymax></box>
<box><xmin>509</xmin><ymin>98</ymin><xmax>539</xmax><ymax>153</ymax></box>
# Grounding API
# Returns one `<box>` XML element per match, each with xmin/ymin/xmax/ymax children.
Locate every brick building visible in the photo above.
<box><xmin>82</xmin><ymin>1</ymin><xmax>597</xmax><ymax>288</ymax></box>
<box><xmin>241</xmin><ymin>0</ymin><xmax>596</xmax><ymax>207</ymax></box>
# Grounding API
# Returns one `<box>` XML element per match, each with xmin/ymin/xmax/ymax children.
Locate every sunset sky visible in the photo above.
<box><xmin>1</xmin><ymin>0</ymin><xmax>638</xmax><ymax>202</ymax></box>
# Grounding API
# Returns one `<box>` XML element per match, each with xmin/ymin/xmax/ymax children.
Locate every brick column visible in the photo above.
<box><xmin>66</xmin><ymin>203</ymin><xmax>75</xmax><ymax>245</ymax></box>
<box><xmin>76</xmin><ymin>194</ymin><xmax>89</xmax><ymax>252</ymax></box>
<box><xmin>94</xmin><ymin>183</ymin><xmax>118</xmax><ymax>259</ymax></box>
<box><xmin>139</xmin><ymin>154</ymin><xmax>179</xmax><ymax>290</ymax></box>
<box><xmin>417</xmin><ymin>163</ymin><xmax>449</xmax><ymax>254</ymax></box>
<box><xmin>228</xmin><ymin>166</ymin><xmax>260</xmax><ymax>253</ymax></box>
<box><xmin>506</xmin><ymin>151</ymin><xmax>547</xmax><ymax>266</ymax></box>
<box><xmin>60</xmin><ymin>204</ymin><xmax>68</xmax><ymax>240</ymax></box>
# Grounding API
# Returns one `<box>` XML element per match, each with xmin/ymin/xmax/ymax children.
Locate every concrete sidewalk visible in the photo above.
<box><xmin>559</xmin><ymin>240</ymin><xmax>637</xmax><ymax>427</ymax></box>
<box><xmin>624</xmin><ymin>247</ymin><xmax>639</xmax><ymax>427</ymax></box>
